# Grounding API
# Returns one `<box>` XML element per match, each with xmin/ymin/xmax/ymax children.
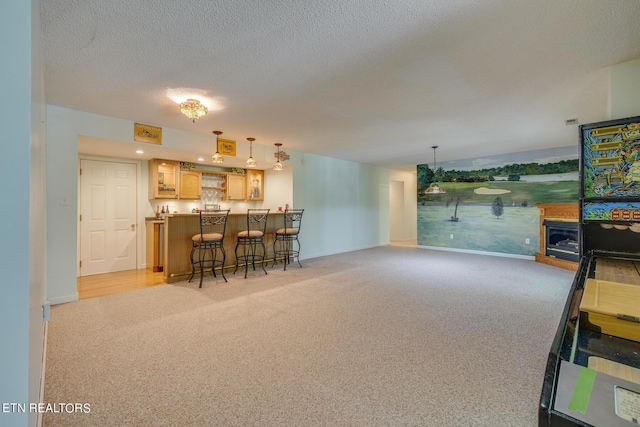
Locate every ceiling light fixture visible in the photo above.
<box><xmin>273</xmin><ymin>143</ymin><xmax>283</xmax><ymax>171</ymax></box>
<box><xmin>211</xmin><ymin>131</ymin><xmax>224</xmax><ymax>163</ymax></box>
<box><xmin>180</xmin><ymin>99</ymin><xmax>208</xmax><ymax>123</ymax></box>
<box><xmin>424</xmin><ymin>145</ymin><xmax>446</xmax><ymax>194</ymax></box>
<box><xmin>246</xmin><ymin>138</ymin><xmax>257</xmax><ymax>168</ymax></box>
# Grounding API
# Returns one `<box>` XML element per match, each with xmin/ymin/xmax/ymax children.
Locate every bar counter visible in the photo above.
<box><xmin>160</xmin><ymin>212</ymin><xmax>284</xmax><ymax>283</ymax></box>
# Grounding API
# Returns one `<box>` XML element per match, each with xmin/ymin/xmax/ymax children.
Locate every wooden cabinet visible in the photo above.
<box><xmin>149</xmin><ymin>159</ymin><xmax>201</xmax><ymax>200</ymax></box>
<box><xmin>149</xmin><ymin>159</ymin><xmax>179</xmax><ymax>199</ymax></box>
<box><xmin>150</xmin><ymin>160</ymin><xmax>262</xmax><ymax>202</ymax></box>
<box><xmin>179</xmin><ymin>170</ymin><xmax>201</xmax><ymax>199</ymax></box>
<box><xmin>145</xmin><ymin>220</ymin><xmax>164</xmax><ymax>272</ymax></box>
<box><xmin>226</xmin><ymin>174</ymin><xmax>246</xmax><ymax>201</ymax></box>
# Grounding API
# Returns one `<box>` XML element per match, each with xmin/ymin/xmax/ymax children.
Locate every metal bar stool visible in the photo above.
<box><xmin>234</xmin><ymin>209</ymin><xmax>270</xmax><ymax>278</ymax></box>
<box><xmin>189</xmin><ymin>210</ymin><xmax>230</xmax><ymax>287</ymax></box>
<box><xmin>273</xmin><ymin>208</ymin><xmax>304</xmax><ymax>270</ymax></box>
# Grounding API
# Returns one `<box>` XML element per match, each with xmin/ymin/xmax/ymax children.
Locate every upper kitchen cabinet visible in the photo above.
<box><xmin>179</xmin><ymin>170</ymin><xmax>201</xmax><ymax>200</ymax></box>
<box><xmin>226</xmin><ymin>173</ymin><xmax>246</xmax><ymax>201</ymax></box>
<box><xmin>149</xmin><ymin>159</ymin><xmax>179</xmax><ymax>199</ymax></box>
<box><xmin>149</xmin><ymin>159</ymin><xmax>201</xmax><ymax>200</ymax></box>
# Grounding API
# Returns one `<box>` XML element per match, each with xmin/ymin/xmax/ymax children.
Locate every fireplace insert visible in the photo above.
<box><xmin>543</xmin><ymin>220</ymin><xmax>579</xmax><ymax>262</ymax></box>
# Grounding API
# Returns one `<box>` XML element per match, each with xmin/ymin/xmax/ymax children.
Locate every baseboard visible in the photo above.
<box><xmin>48</xmin><ymin>293</ymin><xmax>79</xmax><ymax>305</ymax></box>
<box><xmin>37</xmin><ymin>321</ymin><xmax>48</xmax><ymax>427</ymax></box>
<box><xmin>299</xmin><ymin>243</ymin><xmax>385</xmax><ymax>261</ymax></box>
<box><xmin>417</xmin><ymin>245</ymin><xmax>535</xmax><ymax>261</ymax></box>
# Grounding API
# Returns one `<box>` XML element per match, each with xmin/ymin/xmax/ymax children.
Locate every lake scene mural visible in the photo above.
<box><xmin>417</xmin><ymin>146</ymin><xmax>579</xmax><ymax>256</ymax></box>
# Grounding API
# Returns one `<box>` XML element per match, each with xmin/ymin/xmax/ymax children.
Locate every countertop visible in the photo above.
<box><xmin>145</xmin><ymin>211</ymin><xmax>285</xmax><ymax>221</ymax></box>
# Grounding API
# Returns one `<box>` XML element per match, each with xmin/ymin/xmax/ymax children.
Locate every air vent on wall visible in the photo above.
<box><xmin>565</xmin><ymin>118</ymin><xmax>579</xmax><ymax>126</ymax></box>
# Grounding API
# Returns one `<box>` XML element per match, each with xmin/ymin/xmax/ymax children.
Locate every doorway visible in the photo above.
<box><xmin>390</xmin><ymin>180</ymin><xmax>416</xmax><ymax>246</ymax></box>
<box><xmin>79</xmin><ymin>159</ymin><xmax>138</xmax><ymax>276</ymax></box>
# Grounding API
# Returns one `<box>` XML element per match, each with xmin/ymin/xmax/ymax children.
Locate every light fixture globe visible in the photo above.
<box><xmin>180</xmin><ymin>99</ymin><xmax>208</xmax><ymax>123</ymax></box>
<box><xmin>211</xmin><ymin>130</ymin><xmax>224</xmax><ymax>163</ymax></box>
<box><xmin>246</xmin><ymin>137</ymin><xmax>257</xmax><ymax>168</ymax></box>
<box><xmin>424</xmin><ymin>145</ymin><xmax>445</xmax><ymax>194</ymax></box>
<box><xmin>273</xmin><ymin>143</ymin><xmax>284</xmax><ymax>171</ymax></box>
<box><xmin>424</xmin><ymin>183</ymin><xmax>446</xmax><ymax>194</ymax></box>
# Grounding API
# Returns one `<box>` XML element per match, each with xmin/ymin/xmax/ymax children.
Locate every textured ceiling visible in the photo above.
<box><xmin>41</xmin><ymin>0</ymin><xmax>640</xmax><ymax>171</ymax></box>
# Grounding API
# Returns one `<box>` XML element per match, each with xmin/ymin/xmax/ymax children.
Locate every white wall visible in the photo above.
<box><xmin>289</xmin><ymin>151</ymin><xmax>405</xmax><ymax>258</ymax></box>
<box><xmin>263</xmin><ymin>166</ymin><xmax>293</xmax><ymax>212</ymax></box>
<box><xmin>46</xmin><ymin>106</ymin><xmax>81</xmax><ymax>304</ymax></box>
<box><xmin>29</xmin><ymin>2</ymin><xmax>47</xmax><ymax>426</ymax></box>
<box><xmin>610</xmin><ymin>57</ymin><xmax>640</xmax><ymax>120</ymax></box>
<box><xmin>0</xmin><ymin>1</ymin><xmax>46</xmax><ymax>427</ymax></box>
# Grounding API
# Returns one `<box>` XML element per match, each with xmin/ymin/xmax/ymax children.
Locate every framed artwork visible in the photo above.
<box><xmin>217</xmin><ymin>138</ymin><xmax>236</xmax><ymax>156</ymax></box>
<box><xmin>134</xmin><ymin>122</ymin><xmax>162</xmax><ymax>144</ymax></box>
<box><xmin>246</xmin><ymin>169</ymin><xmax>264</xmax><ymax>201</ymax></box>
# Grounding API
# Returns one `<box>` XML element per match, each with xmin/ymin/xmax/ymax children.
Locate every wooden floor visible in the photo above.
<box><xmin>390</xmin><ymin>239</ymin><xmax>417</xmax><ymax>247</ymax></box>
<box><xmin>595</xmin><ymin>258</ymin><xmax>640</xmax><ymax>285</ymax></box>
<box><xmin>77</xmin><ymin>269</ymin><xmax>164</xmax><ymax>299</ymax></box>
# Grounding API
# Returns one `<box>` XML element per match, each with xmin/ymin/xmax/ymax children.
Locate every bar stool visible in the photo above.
<box><xmin>234</xmin><ymin>209</ymin><xmax>270</xmax><ymax>278</ymax></box>
<box><xmin>273</xmin><ymin>208</ymin><xmax>304</xmax><ymax>270</ymax></box>
<box><xmin>189</xmin><ymin>210</ymin><xmax>230</xmax><ymax>287</ymax></box>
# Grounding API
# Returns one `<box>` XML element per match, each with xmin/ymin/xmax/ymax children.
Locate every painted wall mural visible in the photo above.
<box><xmin>417</xmin><ymin>146</ymin><xmax>579</xmax><ymax>256</ymax></box>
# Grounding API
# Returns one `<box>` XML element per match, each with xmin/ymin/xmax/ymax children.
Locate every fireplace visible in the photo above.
<box><xmin>535</xmin><ymin>204</ymin><xmax>579</xmax><ymax>270</ymax></box>
<box><xmin>543</xmin><ymin>220</ymin><xmax>579</xmax><ymax>262</ymax></box>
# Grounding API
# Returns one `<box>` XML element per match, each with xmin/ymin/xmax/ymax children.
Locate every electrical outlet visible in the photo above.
<box><xmin>450</xmin><ymin>234</ymin><xmax>454</xmax><ymax>239</ymax></box>
<box><xmin>525</xmin><ymin>238</ymin><xmax>531</xmax><ymax>245</ymax></box>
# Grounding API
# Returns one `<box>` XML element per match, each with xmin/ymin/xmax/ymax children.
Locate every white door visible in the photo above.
<box><xmin>80</xmin><ymin>160</ymin><xmax>137</xmax><ymax>276</ymax></box>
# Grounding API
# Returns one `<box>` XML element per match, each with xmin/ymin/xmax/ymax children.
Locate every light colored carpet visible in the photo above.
<box><xmin>43</xmin><ymin>246</ymin><xmax>574</xmax><ymax>426</ymax></box>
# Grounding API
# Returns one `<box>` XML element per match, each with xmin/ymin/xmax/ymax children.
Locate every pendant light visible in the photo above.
<box><xmin>424</xmin><ymin>145</ymin><xmax>445</xmax><ymax>194</ymax></box>
<box><xmin>211</xmin><ymin>131</ymin><xmax>224</xmax><ymax>163</ymax></box>
<box><xmin>246</xmin><ymin>137</ymin><xmax>257</xmax><ymax>168</ymax></box>
<box><xmin>273</xmin><ymin>143</ymin><xmax>283</xmax><ymax>171</ymax></box>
